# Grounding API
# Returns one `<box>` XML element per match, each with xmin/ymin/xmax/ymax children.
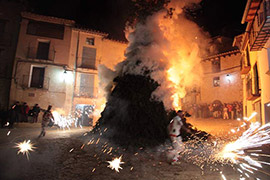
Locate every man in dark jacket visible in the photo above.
<box><xmin>9</xmin><ymin>101</ymin><xmax>20</xmax><ymax>127</ymax></box>
<box><xmin>32</xmin><ymin>104</ymin><xmax>41</xmax><ymax>123</ymax></box>
<box><xmin>21</xmin><ymin>102</ymin><xmax>29</xmax><ymax>122</ymax></box>
<box><xmin>39</xmin><ymin>105</ymin><xmax>54</xmax><ymax>137</ymax></box>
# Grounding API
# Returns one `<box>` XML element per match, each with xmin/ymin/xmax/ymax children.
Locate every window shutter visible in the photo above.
<box><xmin>81</xmin><ymin>47</ymin><xmax>96</xmax><ymax>69</ymax></box>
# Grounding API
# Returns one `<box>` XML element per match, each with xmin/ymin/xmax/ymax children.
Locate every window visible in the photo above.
<box><xmin>79</xmin><ymin>74</ymin><xmax>94</xmax><ymax>97</ymax></box>
<box><xmin>253</xmin><ymin>63</ymin><xmax>260</xmax><ymax>95</ymax></box>
<box><xmin>212</xmin><ymin>59</ymin><xmax>220</xmax><ymax>73</ymax></box>
<box><xmin>213</xmin><ymin>77</ymin><xmax>220</xmax><ymax>87</ymax></box>
<box><xmin>253</xmin><ymin>101</ymin><xmax>262</xmax><ymax>124</ymax></box>
<box><xmin>30</xmin><ymin>67</ymin><xmax>45</xmax><ymax>88</ymax></box>
<box><xmin>36</xmin><ymin>41</ymin><xmax>50</xmax><ymax>60</ymax></box>
<box><xmin>245</xmin><ymin>47</ymin><xmax>251</xmax><ymax>66</ymax></box>
<box><xmin>86</xmin><ymin>37</ymin><xmax>95</xmax><ymax>45</ymax></box>
<box><xmin>81</xmin><ymin>47</ymin><xmax>96</xmax><ymax>69</ymax></box>
<box><xmin>27</xmin><ymin>20</ymin><xmax>64</xmax><ymax>39</ymax></box>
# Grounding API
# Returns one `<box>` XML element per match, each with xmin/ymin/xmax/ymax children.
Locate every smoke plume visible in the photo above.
<box><xmin>94</xmin><ymin>0</ymin><xmax>214</xmax><ymax>147</ymax></box>
<box><xmin>99</xmin><ymin>0</ymin><xmax>213</xmax><ymax>110</ymax></box>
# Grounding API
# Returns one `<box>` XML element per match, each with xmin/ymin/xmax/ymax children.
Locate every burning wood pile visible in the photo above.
<box><xmin>92</xmin><ymin>0</ymin><xmax>212</xmax><ymax>148</ymax></box>
<box><xmin>93</xmin><ymin>74</ymin><xmax>169</xmax><ymax>147</ymax></box>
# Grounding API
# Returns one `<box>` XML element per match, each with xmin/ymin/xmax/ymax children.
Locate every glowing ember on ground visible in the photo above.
<box><xmin>107</xmin><ymin>156</ymin><xmax>124</xmax><ymax>172</ymax></box>
<box><xmin>7</xmin><ymin>131</ymin><xmax>11</xmax><ymax>136</ymax></box>
<box><xmin>69</xmin><ymin>148</ymin><xmax>74</xmax><ymax>152</ymax></box>
<box><xmin>15</xmin><ymin>140</ymin><xmax>35</xmax><ymax>159</ymax></box>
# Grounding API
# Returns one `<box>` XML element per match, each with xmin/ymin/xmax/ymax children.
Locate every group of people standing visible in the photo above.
<box><xmin>2</xmin><ymin>101</ymin><xmax>54</xmax><ymax>138</ymax></box>
<box><xmin>9</xmin><ymin>102</ymin><xmax>41</xmax><ymax>128</ymax></box>
<box><xmin>184</xmin><ymin>101</ymin><xmax>243</xmax><ymax>120</ymax></box>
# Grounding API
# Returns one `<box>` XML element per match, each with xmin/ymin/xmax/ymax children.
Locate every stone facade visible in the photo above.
<box><xmin>9</xmin><ymin>12</ymin><xmax>127</xmax><ymax>123</ymax></box>
<box><xmin>234</xmin><ymin>0</ymin><xmax>270</xmax><ymax>124</ymax></box>
<box><xmin>200</xmin><ymin>50</ymin><xmax>242</xmax><ymax>104</ymax></box>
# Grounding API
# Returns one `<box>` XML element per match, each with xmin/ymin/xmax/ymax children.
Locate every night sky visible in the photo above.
<box><xmin>22</xmin><ymin>0</ymin><xmax>246</xmax><ymax>41</ymax></box>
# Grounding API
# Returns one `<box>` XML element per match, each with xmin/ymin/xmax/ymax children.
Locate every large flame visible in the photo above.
<box><xmin>98</xmin><ymin>0</ymin><xmax>213</xmax><ymax>111</ymax></box>
<box><xmin>154</xmin><ymin>1</ymin><xmax>209</xmax><ymax>110</ymax></box>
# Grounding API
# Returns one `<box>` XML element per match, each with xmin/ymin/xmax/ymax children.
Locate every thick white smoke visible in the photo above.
<box><xmin>99</xmin><ymin>0</ymin><xmax>215</xmax><ymax>110</ymax></box>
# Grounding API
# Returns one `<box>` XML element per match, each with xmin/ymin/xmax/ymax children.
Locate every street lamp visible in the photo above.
<box><xmin>226</xmin><ymin>74</ymin><xmax>233</xmax><ymax>84</ymax></box>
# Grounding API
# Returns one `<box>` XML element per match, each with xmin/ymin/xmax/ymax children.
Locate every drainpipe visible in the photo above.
<box><xmin>71</xmin><ymin>30</ymin><xmax>80</xmax><ymax>114</ymax></box>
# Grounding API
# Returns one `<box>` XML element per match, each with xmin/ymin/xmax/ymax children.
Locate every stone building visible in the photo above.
<box><xmin>233</xmin><ymin>0</ymin><xmax>270</xmax><ymax>124</ymax></box>
<box><xmin>200</xmin><ymin>50</ymin><xmax>242</xmax><ymax>104</ymax></box>
<box><xmin>9</xmin><ymin>12</ymin><xmax>127</xmax><ymax>124</ymax></box>
<box><xmin>182</xmin><ymin>47</ymin><xmax>243</xmax><ymax>119</ymax></box>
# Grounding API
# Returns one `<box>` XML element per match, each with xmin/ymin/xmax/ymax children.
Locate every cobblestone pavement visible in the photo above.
<box><xmin>0</xmin><ymin>136</ymin><xmax>238</xmax><ymax>180</ymax></box>
<box><xmin>0</xmin><ymin>120</ymin><xmax>269</xmax><ymax>180</ymax></box>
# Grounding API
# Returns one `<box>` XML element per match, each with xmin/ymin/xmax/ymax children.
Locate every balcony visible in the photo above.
<box><xmin>249</xmin><ymin>0</ymin><xmax>270</xmax><ymax>51</ymax></box>
<box><xmin>241</xmin><ymin>66</ymin><xmax>251</xmax><ymax>75</ymax></box>
<box><xmin>27</xmin><ymin>47</ymin><xmax>55</xmax><ymax>61</ymax></box>
<box><xmin>18</xmin><ymin>75</ymin><xmax>50</xmax><ymax>90</ymax></box>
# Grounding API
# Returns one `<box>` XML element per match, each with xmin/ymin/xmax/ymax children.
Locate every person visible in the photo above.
<box><xmin>32</xmin><ymin>104</ymin><xmax>41</xmax><ymax>123</ymax></box>
<box><xmin>75</xmin><ymin>108</ymin><xmax>82</xmax><ymax>127</ymax></box>
<box><xmin>227</xmin><ymin>104</ymin><xmax>233</xmax><ymax>119</ymax></box>
<box><xmin>208</xmin><ymin>104</ymin><xmax>213</xmax><ymax>117</ymax></box>
<box><xmin>21</xmin><ymin>102</ymin><xmax>29</xmax><ymax>122</ymax></box>
<box><xmin>235</xmin><ymin>102</ymin><xmax>241</xmax><ymax>119</ymax></box>
<box><xmin>167</xmin><ymin>114</ymin><xmax>184</xmax><ymax>165</ymax></box>
<box><xmin>8</xmin><ymin>101</ymin><xmax>20</xmax><ymax>128</ymax></box>
<box><xmin>11</xmin><ymin>101</ymin><xmax>21</xmax><ymax>123</ymax></box>
<box><xmin>223</xmin><ymin>104</ymin><xmax>229</xmax><ymax>120</ymax></box>
<box><xmin>167</xmin><ymin>110</ymin><xmax>192</xmax><ymax>165</ymax></box>
<box><xmin>231</xmin><ymin>103</ymin><xmax>236</xmax><ymax>120</ymax></box>
<box><xmin>213</xmin><ymin>104</ymin><xmax>219</xmax><ymax>118</ymax></box>
<box><xmin>39</xmin><ymin>105</ymin><xmax>54</xmax><ymax>138</ymax></box>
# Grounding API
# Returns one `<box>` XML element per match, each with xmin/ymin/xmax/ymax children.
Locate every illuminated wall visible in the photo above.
<box><xmin>200</xmin><ymin>52</ymin><xmax>243</xmax><ymax>104</ymax></box>
<box><xmin>9</xmin><ymin>13</ymin><xmax>75</xmax><ymax>119</ymax></box>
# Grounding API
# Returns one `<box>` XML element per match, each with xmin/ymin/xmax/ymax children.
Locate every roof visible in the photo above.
<box><xmin>103</xmin><ymin>38</ymin><xmax>128</xmax><ymax>44</ymax></box>
<box><xmin>241</xmin><ymin>0</ymin><xmax>262</xmax><ymax>24</ymax></box>
<box><xmin>73</xmin><ymin>26</ymin><xmax>109</xmax><ymax>37</ymax></box>
<box><xmin>21</xmin><ymin>12</ymin><xmax>75</xmax><ymax>26</ymax></box>
<box><xmin>202</xmin><ymin>50</ymin><xmax>241</xmax><ymax>61</ymax></box>
<box><xmin>232</xmin><ymin>34</ymin><xmax>244</xmax><ymax>49</ymax></box>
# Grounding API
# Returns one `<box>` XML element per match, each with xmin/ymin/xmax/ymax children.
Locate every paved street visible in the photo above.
<box><xmin>0</xmin><ymin>119</ymin><xmax>268</xmax><ymax>180</ymax></box>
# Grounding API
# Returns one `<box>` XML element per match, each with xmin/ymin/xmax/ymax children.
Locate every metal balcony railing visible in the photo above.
<box><xmin>27</xmin><ymin>47</ymin><xmax>55</xmax><ymax>61</ymax></box>
<box><xmin>18</xmin><ymin>75</ymin><xmax>50</xmax><ymax>90</ymax></box>
<box><xmin>249</xmin><ymin>0</ymin><xmax>270</xmax><ymax>51</ymax></box>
